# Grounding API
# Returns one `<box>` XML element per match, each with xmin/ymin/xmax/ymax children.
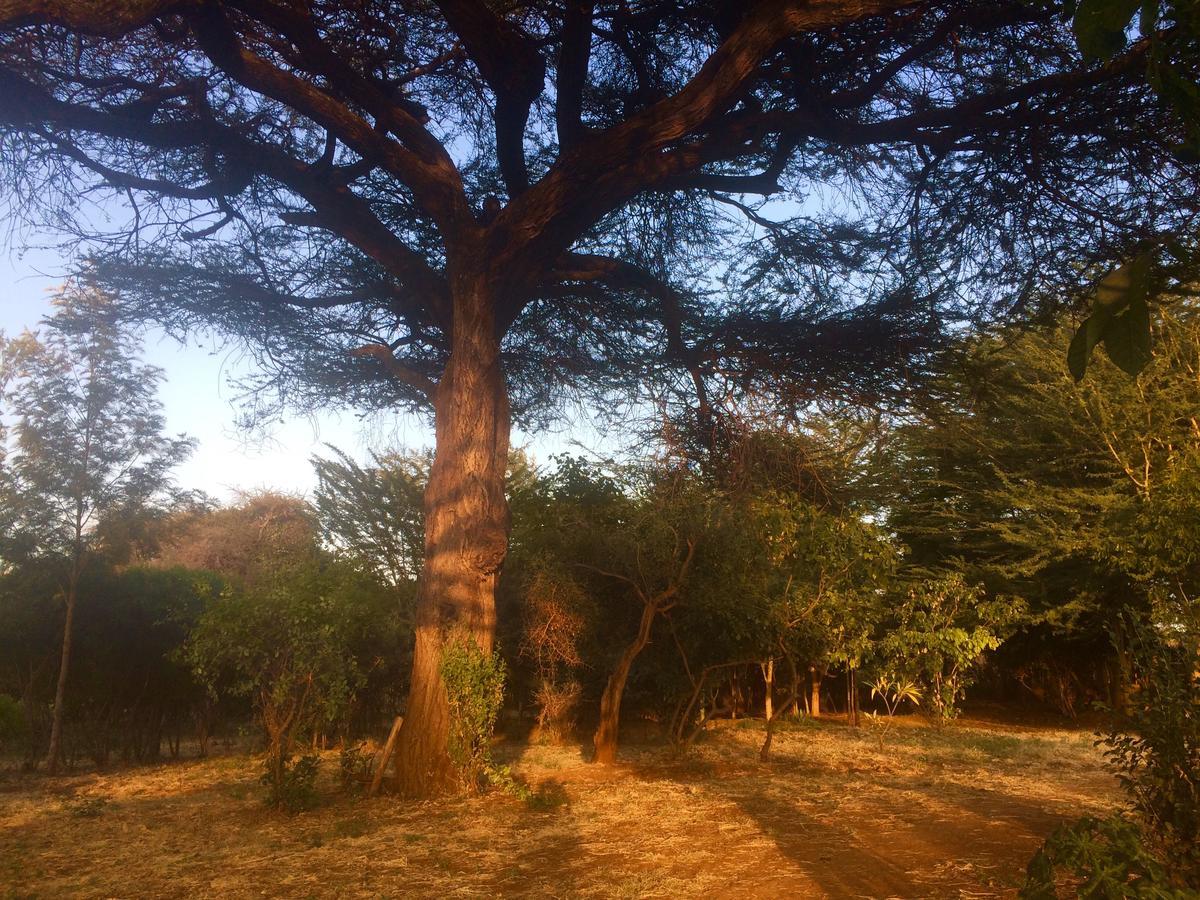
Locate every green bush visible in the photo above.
<box><xmin>1101</xmin><ymin>619</ymin><xmax>1200</xmax><ymax>879</ymax></box>
<box><xmin>0</xmin><ymin>694</ymin><xmax>27</xmax><ymax>750</ymax></box>
<box><xmin>1020</xmin><ymin>816</ymin><xmax>1185</xmax><ymax>898</ymax></box>
<box><xmin>440</xmin><ymin>636</ymin><xmax>506</xmax><ymax>793</ymax></box>
<box><xmin>880</xmin><ymin>572</ymin><xmax>1022</xmax><ymax>725</ymax></box>
<box><xmin>262</xmin><ymin>753</ymin><xmax>321</xmax><ymax>813</ymax></box>
<box><xmin>338</xmin><ymin>742</ymin><xmax>375</xmax><ymax>792</ymax></box>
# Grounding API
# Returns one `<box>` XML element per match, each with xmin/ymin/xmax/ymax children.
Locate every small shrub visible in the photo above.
<box><xmin>533</xmin><ymin>679</ymin><xmax>582</xmax><ymax>742</ymax></box>
<box><xmin>1100</xmin><ymin>623</ymin><xmax>1200</xmax><ymax>878</ymax></box>
<box><xmin>338</xmin><ymin>742</ymin><xmax>375</xmax><ymax>792</ymax></box>
<box><xmin>440</xmin><ymin>635</ymin><xmax>506</xmax><ymax>793</ymax></box>
<box><xmin>1020</xmin><ymin>815</ymin><xmax>1186</xmax><ymax>898</ymax></box>
<box><xmin>521</xmin><ymin>565</ymin><xmax>589</xmax><ymax>742</ymax></box>
<box><xmin>880</xmin><ymin>573</ymin><xmax>1021</xmax><ymax>726</ymax></box>
<box><xmin>0</xmin><ymin>694</ymin><xmax>26</xmax><ymax>751</ymax></box>
<box><xmin>864</xmin><ymin>676</ymin><xmax>921</xmax><ymax>750</ymax></box>
<box><xmin>262</xmin><ymin>753</ymin><xmax>321</xmax><ymax>813</ymax></box>
<box><xmin>1022</xmin><ymin>613</ymin><xmax>1200</xmax><ymax>894</ymax></box>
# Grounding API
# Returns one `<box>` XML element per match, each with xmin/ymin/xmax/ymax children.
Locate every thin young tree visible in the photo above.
<box><xmin>0</xmin><ymin>0</ymin><xmax>1196</xmax><ymax>793</ymax></box>
<box><xmin>0</xmin><ymin>285</ymin><xmax>193</xmax><ymax>772</ymax></box>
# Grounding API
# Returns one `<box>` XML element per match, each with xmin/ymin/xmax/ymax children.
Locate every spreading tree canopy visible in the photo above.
<box><xmin>0</xmin><ymin>0</ymin><xmax>1196</xmax><ymax>793</ymax></box>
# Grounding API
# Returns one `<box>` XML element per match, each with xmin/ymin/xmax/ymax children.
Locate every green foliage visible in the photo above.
<box><xmin>881</xmin><ymin>302</ymin><xmax>1200</xmax><ymax>709</ymax></box>
<box><xmin>1070</xmin><ymin>0</ymin><xmax>1200</xmax><ymax>157</ymax></box>
<box><xmin>186</xmin><ymin>570</ymin><xmax>358</xmax><ymax>731</ymax></box>
<box><xmin>1100</xmin><ymin>615</ymin><xmax>1200</xmax><ymax>879</ymax></box>
<box><xmin>0</xmin><ymin>284</ymin><xmax>194</xmax><ymax>567</ymax></box>
<box><xmin>864</xmin><ymin>677</ymin><xmax>921</xmax><ymax>750</ymax></box>
<box><xmin>312</xmin><ymin>446</ymin><xmax>429</xmax><ymax>587</ymax></box>
<box><xmin>262</xmin><ymin>753</ymin><xmax>321</xmax><ymax>814</ymax></box>
<box><xmin>1067</xmin><ymin>254</ymin><xmax>1153</xmax><ymax>381</ymax></box>
<box><xmin>0</xmin><ymin>694</ymin><xmax>26</xmax><ymax>750</ymax></box>
<box><xmin>1021</xmin><ymin>815</ymin><xmax>1185</xmax><ymax>899</ymax></box>
<box><xmin>338</xmin><ymin>742</ymin><xmax>375</xmax><ymax>792</ymax></box>
<box><xmin>184</xmin><ymin>522</ymin><xmax>396</xmax><ymax>799</ymax></box>
<box><xmin>440</xmin><ymin>636</ymin><xmax>507</xmax><ymax>793</ymax></box>
<box><xmin>880</xmin><ymin>573</ymin><xmax>1021</xmax><ymax>724</ymax></box>
<box><xmin>70</xmin><ymin>565</ymin><xmax>219</xmax><ymax>764</ymax></box>
<box><xmin>1072</xmin><ymin>0</ymin><xmax>1144</xmax><ymax>60</ymax></box>
<box><xmin>1022</xmin><ymin>612</ymin><xmax>1200</xmax><ymax>895</ymax></box>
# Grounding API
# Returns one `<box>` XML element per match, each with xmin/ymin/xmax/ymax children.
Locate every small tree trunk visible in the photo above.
<box><xmin>761</xmin><ymin>658</ymin><xmax>774</xmax><ymax>721</ymax></box>
<box><xmin>45</xmin><ymin>571</ymin><xmax>80</xmax><ymax>774</ymax></box>
<box><xmin>845</xmin><ymin>666</ymin><xmax>860</xmax><ymax>728</ymax></box>
<box><xmin>594</xmin><ymin>599</ymin><xmax>659</xmax><ymax>765</ymax></box>
<box><xmin>760</xmin><ymin>681</ymin><xmax>799</xmax><ymax>762</ymax></box>
<box><xmin>368</xmin><ymin>716</ymin><xmax>404</xmax><ymax>797</ymax></box>
<box><xmin>393</xmin><ymin>278</ymin><xmax>511</xmax><ymax>798</ymax></box>
<box><xmin>809</xmin><ymin>664</ymin><xmax>824</xmax><ymax>718</ymax></box>
<box><xmin>850</xmin><ymin>667</ymin><xmax>859</xmax><ymax>727</ymax></box>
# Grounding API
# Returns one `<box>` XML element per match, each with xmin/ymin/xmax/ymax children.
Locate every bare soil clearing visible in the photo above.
<box><xmin>0</xmin><ymin>717</ymin><xmax>1118</xmax><ymax>899</ymax></box>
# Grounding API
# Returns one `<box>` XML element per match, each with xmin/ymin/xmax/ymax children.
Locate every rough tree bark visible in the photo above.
<box><xmin>393</xmin><ymin>276</ymin><xmax>511</xmax><ymax>796</ymax></box>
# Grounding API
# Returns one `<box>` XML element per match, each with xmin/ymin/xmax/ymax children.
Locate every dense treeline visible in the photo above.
<box><xmin>4</xmin><ymin>296</ymin><xmax>1197</xmax><ymax>781</ymax></box>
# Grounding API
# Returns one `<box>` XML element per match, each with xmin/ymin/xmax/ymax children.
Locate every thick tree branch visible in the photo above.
<box><xmin>434</xmin><ymin>0</ymin><xmax>546</xmax><ymax>195</ymax></box>
<box><xmin>188</xmin><ymin>3</ymin><xmax>472</xmax><ymax>234</ymax></box>
<box><xmin>350</xmin><ymin>344</ymin><xmax>438</xmax><ymax>400</ymax></box>
<box><xmin>500</xmin><ymin>0</ymin><xmax>912</xmax><ymax>273</ymax></box>
<box><xmin>226</xmin><ymin>1</ymin><xmax>449</xmax><ymax>162</ymax></box>
<box><xmin>555</xmin><ymin>0</ymin><xmax>594</xmax><ymax>151</ymax></box>
<box><xmin>0</xmin><ymin>0</ymin><xmax>187</xmax><ymax>34</ymax></box>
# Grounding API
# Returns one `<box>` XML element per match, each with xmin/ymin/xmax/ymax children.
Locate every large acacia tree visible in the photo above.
<box><xmin>0</xmin><ymin>0</ymin><xmax>1196</xmax><ymax>794</ymax></box>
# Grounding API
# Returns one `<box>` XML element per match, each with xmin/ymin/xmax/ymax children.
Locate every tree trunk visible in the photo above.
<box><xmin>393</xmin><ymin>279</ymin><xmax>511</xmax><ymax>797</ymax></box>
<box><xmin>850</xmin><ymin>666</ymin><xmax>859</xmax><ymax>727</ymax></box>
<box><xmin>809</xmin><ymin>664</ymin><xmax>824</xmax><ymax>718</ymax></box>
<box><xmin>761</xmin><ymin>658</ymin><xmax>774</xmax><ymax>721</ymax></box>
<box><xmin>785</xmin><ymin>654</ymin><xmax>800</xmax><ymax>718</ymax></box>
<box><xmin>45</xmin><ymin>572</ymin><xmax>79</xmax><ymax>774</ymax></box>
<box><xmin>594</xmin><ymin>599</ymin><xmax>659</xmax><ymax>765</ymax></box>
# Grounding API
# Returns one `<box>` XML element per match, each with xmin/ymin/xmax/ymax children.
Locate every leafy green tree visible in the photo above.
<box><xmin>880</xmin><ymin>300</ymin><xmax>1200</xmax><ymax>711</ymax></box>
<box><xmin>0</xmin><ymin>285</ymin><xmax>193</xmax><ymax>772</ymax></box>
<box><xmin>68</xmin><ymin>565</ymin><xmax>220</xmax><ymax>765</ymax></box>
<box><xmin>879</xmin><ymin>572</ymin><xmax>1024</xmax><ymax>724</ymax></box>
<box><xmin>185</xmin><ymin>555</ymin><xmax>394</xmax><ymax>804</ymax></box>
<box><xmin>753</xmin><ymin>493</ymin><xmax>895</xmax><ymax>719</ymax></box>
<box><xmin>312</xmin><ymin>446</ymin><xmax>429</xmax><ymax>588</ymax></box>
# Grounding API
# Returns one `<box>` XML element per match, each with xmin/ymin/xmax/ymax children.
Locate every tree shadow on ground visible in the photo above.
<box><xmin>623</xmin><ymin>748</ymin><xmax>1080</xmax><ymax>898</ymax></box>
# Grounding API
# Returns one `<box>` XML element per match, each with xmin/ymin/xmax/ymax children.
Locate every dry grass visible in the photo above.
<box><xmin>0</xmin><ymin>716</ymin><xmax>1118</xmax><ymax>899</ymax></box>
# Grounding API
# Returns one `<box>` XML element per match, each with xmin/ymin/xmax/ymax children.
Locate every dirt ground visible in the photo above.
<box><xmin>0</xmin><ymin>716</ymin><xmax>1118</xmax><ymax>899</ymax></box>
